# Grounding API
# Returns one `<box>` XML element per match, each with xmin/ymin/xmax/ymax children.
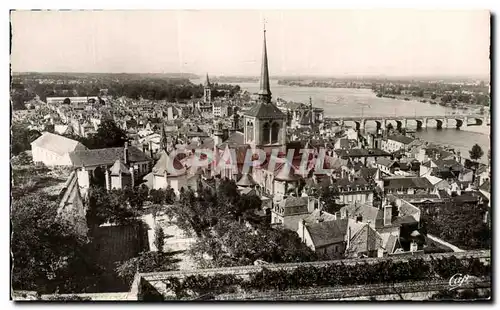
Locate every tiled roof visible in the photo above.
<box><xmin>306</xmin><ymin>218</ymin><xmax>348</xmax><ymax>248</ymax></box>
<box><xmin>31</xmin><ymin>132</ymin><xmax>87</xmax><ymax>156</ymax></box>
<box><xmin>302</xmin><ymin>209</ymin><xmax>336</xmax><ymax>225</ymax></box>
<box><xmin>479</xmin><ymin>179</ymin><xmax>490</xmax><ymax>193</ymax></box>
<box><xmin>70</xmin><ymin>146</ymin><xmax>150</xmax><ymax>167</ymax></box>
<box><xmin>376</xmin><ymin>157</ymin><xmax>395</xmax><ymax>168</ymax></box>
<box><xmin>387</xmin><ymin>135</ymin><xmax>415</xmax><ymax>145</ymax></box>
<box><xmin>332</xmin><ymin>177</ymin><xmax>373</xmax><ymax>192</ymax></box>
<box><xmin>383</xmin><ymin>177</ymin><xmax>434</xmax><ymax>189</ymax></box>
<box><xmin>277</xmin><ymin>197</ymin><xmax>310</xmax><ymax>216</ymax></box>
<box><xmin>385</xmin><ymin>234</ymin><xmax>398</xmax><ymax>254</ymax></box>
<box><xmin>347</xmin><ymin>224</ymin><xmax>383</xmax><ymax>255</ymax></box>
<box><xmin>244</xmin><ymin>102</ymin><xmax>286</xmax><ymax>119</ymax></box>
<box><xmin>217</xmin><ymin>131</ymin><xmax>245</xmax><ymax>149</ymax></box>
<box><xmin>335</xmin><ymin>148</ymin><xmax>390</xmax><ymax>158</ymax></box>
<box><xmin>341</xmin><ymin>203</ymin><xmax>380</xmax><ymax>224</ymax></box>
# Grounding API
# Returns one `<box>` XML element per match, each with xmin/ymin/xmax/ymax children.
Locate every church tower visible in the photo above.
<box><xmin>244</xmin><ymin>26</ymin><xmax>286</xmax><ymax>153</ymax></box>
<box><xmin>203</xmin><ymin>73</ymin><xmax>212</xmax><ymax>104</ymax></box>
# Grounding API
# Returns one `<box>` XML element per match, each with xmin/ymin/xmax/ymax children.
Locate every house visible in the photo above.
<box><xmin>297</xmin><ymin>218</ymin><xmax>349</xmax><ymax>258</ymax></box>
<box><xmin>270</xmin><ymin>196</ymin><xmax>321</xmax><ymax>231</ymax></box>
<box><xmin>333</xmin><ymin>148</ymin><xmax>391</xmax><ymax>166</ymax></box>
<box><xmin>476</xmin><ymin>165</ymin><xmax>491</xmax><ymax>187</ymax></box>
<box><xmin>381</xmin><ymin>135</ymin><xmax>415</xmax><ymax>154</ymax></box>
<box><xmin>31</xmin><ymin>132</ymin><xmax>88</xmax><ymax>166</ymax></box>
<box><xmin>419</xmin><ymin>158</ymin><xmax>472</xmax><ymax>185</ymax></box>
<box><xmin>344</xmin><ymin>223</ymin><xmax>384</xmax><ymax>258</ymax></box>
<box><xmin>382</xmin><ymin>177</ymin><xmax>434</xmax><ymax>195</ymax></box>
<box><xmin>148</xmin><ymin>150</ymin><xmax>200</xmax><ymax>195</ymax></box>
<box><xmin>414</xmin><ymin>146</ymin><xmax>455</xmax><ymax>163</ymax></box>
<box><xmin>340</xmin><ymin>197</ymin><xmax>423</xmax><ymax>256</ymax></box>
<box><xmin>334</xmin><ymin>138</ymin><xmax>359</xmax><ymax>150</ymax></box>
<box><xmin>375</xmin><ymin>157</ymin><xmax>398</xmax><ymax>175</ymax></box>
<box><xmin>330</xmin><ymin>175</ymin><xmax>375</xmax><ymax>204</ymax></box>
<box><xmin>70</xmin><ymin>142</ymin><xmax>152</xmax><ymax>195</ymax></box>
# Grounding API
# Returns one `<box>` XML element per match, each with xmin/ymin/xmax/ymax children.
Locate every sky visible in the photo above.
<box><xmin>10</xmin><ymin>10</ymin><xmax>491</xmax><ymax>77</ymax></box>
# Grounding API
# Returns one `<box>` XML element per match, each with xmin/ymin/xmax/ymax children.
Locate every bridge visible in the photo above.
<box><xmin>326</xmin><ymin>113</ymin><xmax>490</xmax><ymax>131</ymax></box>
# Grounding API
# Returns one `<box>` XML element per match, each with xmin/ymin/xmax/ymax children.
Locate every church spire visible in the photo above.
<box><xmin>204</xmin><ymin>73</ymin><xmax>211</xmax><ymax>88</ymax></box>
<box><xmin>258</xmin><ymin>24</ymin><xmax>271</xmax><ymax>104</ymax></box>
<box><xmin>160</xmin><ymin>122</ymin><xmax>168</xmax><ymax>152</ymax></box>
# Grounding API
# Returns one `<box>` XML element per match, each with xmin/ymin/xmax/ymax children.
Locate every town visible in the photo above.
<box><xmin>10</xmin><ymin>12</ymin><xmax>491</xmax><ymax>302</ymax></box>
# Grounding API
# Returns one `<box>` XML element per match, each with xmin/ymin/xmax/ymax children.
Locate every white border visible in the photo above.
<box><xmin>3</xmin><ymin>1</ymin><xmax>498</xmax><ymax>309</ymax></box>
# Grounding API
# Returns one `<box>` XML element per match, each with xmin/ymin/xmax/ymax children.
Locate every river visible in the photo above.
<box><xmin>194</xmin><ymin>79</ymin><xmax>491</xmax><ymax>163</ymax></box>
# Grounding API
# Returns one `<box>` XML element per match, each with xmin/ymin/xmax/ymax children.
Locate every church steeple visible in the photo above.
<box><xmin>203</xmin><ymin>73</ymin><xmax>212</xmax><ymax>104</ymax></box>
<box><xmin>160</xmin><ymin>122</ymin><xmax>169</xmax><ymax>152</ymax></box>
<box><xmin>204</xmin><ymin>73</ymin><xmax>211</xmax><ymax>88</ymax></box>
<box><xmin>258</xmin><ymin>25</ymin><xmax>271</xmax><ymax>104</ymax></box>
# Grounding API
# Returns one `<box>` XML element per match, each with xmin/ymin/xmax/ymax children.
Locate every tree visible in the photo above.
<box><xmin>154</xmin><ymin>226</ymin><xmax>165</xmax><ymax>252</ymax></box>
<box><xmin>11</xmin><ymin>193</ymin><xmax>101</xmax><ymax>293</ymax></box>
<box><xmin>115</xmin><ymin>251</ymin><xmax>180</xmax><ymax>285</ymax></box>
<box><xmin>469</xmin><ymin>144</ymin><xmax>484</xmax><ymax>162</ymax></box>
<box><xmin>86</xmin><ymin>186</ymin><xmax>139</xmax><ymax>231</ymax></box>
<box><xmin>11</xmin><ymin>122</ymin><xmax>41</xmax><ymax>156</ymax></box>
<box><xmin>85</xmin><ymin>119</ymin><xmax>128</xmax><ymax>149</ymax></box>
<box><xmin>189</xmin><ymin>220</ymin><xmax>317</xmax><ymax>268</ymax></box>
<box><xmin>421</xmin><ymin>201</ymin><xmax>490</xmax><ymax>250</ymax></box>
<box><xmin>309</xmin><ymin>184</ymin><xmax>341</xmax><ymax>214</ymax></box>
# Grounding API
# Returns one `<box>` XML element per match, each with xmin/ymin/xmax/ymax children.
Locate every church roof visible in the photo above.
<box><xmin>274</xmin><ymin>163</ymin><xmax>301</xmax><ymax>182</ymax></box>
<box><xmin>204</xmin><ymin>73</ymin><xmax>211</xmax><ymax>87</ymax></box>
<box><xmin>258</xmin><ymin>29</ymin><xmax>271</xmax><ymax>98</ymax></box>
<box><xmin>244</xmin><ymin>102</ymin><xmax>286</xmax><ymax>119</ymax></box>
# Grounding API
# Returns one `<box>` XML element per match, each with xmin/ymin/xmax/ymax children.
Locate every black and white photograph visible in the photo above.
<box><xmin>9</xmin><ymin>9</ymin><xmax>492</xmax><ymax>301</ymax></box>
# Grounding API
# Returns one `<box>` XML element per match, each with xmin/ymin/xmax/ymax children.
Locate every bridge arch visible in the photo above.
<box><xmin>448</xmin><ymin>118</ymin><xmax>464</xmax><ymax>129</ymax></box>
<box><xmin>467</xmin><ymin>118</ymin><xmax>483</xmax><ymax>126</ymax></box>
<box><xmin>426</xmin><ymin>118</ymin><xmax>446</xmax><ymax>129</ymax></box>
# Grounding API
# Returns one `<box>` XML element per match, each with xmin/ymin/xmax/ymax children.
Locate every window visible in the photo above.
<box><xmin>262</xmin><ymin>123</ymin><xmax>270</xmax><ymax>144</ymax></box>
<box><xmin>271</xmin><ymin>122</ymin><xmax>280</xmax><ymax>144</ymax></box>
<box><xmin>247</xmin><ymin>121</ymin><xmax>254</xmax><ymax>142</ymax></box>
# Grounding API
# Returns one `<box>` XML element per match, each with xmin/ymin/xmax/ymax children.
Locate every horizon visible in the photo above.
<box><xmin>12</xmin><ymin>71</ymin><xmax>490</xmax><ymax>81</ymax></box>
<box><xmin>11</xmin><ymin>10</ymin><xmax>490</xmax><ymax>77</ymax></box>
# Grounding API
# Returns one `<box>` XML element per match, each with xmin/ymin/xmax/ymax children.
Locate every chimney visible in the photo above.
<box><xmin>167</xmin><ymin>106</ymin><xmax>173</xmax><ymax>120</ymax></box>
<box><xmin>124</xmin><ymin>141</ymin><xmax>129</xmax><ymax>165</ymax></box>
<box><xmin>346</xmin><ymin>227</ymin><xmax>352</xmax><ymax>250</ymax></box>
<box><xmin>105</xmin><ymin>168</ymin><xmax>110</xmax><ymax>191</ymax></box>
<box><xmin>384</xmin><ymin>204</ymin><xmax>392</xmax><ymax>226</ymax></box>
<box><xmin>129</xmin><ymin>166</ymin><xmax>135</xmax><ymax>188</ymax></box>
<box><xmin>299</xmin><ymin>219</ymin><xmax>306</xmax><ymax>241</ymax></box>
<box><xmin>410</xmin><ymin>241</ymin><xmax>418</xmax><ymax>252</ymax></box>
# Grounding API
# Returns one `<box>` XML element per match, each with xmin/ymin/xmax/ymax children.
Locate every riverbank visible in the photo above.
<box><xmin>459</xmin><ymin>124</ymin><xmax>490</xmax><ymax>136</ymax></box>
